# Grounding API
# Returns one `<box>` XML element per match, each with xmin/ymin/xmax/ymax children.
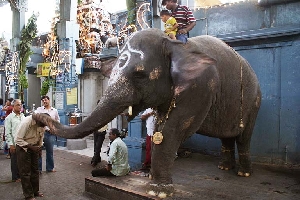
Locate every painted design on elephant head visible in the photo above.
<box><xmin>135</xmin><ymin>65</ymin><xmax>145</xmax><ymax>71</ymax></box>
<box><xmin>108</xmin><ymin>33</ymin><xmax>145</xmax><ymax>86</ymax></box>
<box><xmin>181</xmin><ymin>116</ymin><xmax>195</xmax><ymax>131</ymax></box>
<box><xmin>149</xmin><ymin>67</ymin><xmax>162</xmax><ymax>80</ymax></box>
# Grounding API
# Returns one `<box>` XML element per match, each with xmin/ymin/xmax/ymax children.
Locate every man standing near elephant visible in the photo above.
<box><xmin>141</xmin><ymin>108</ymin><xmax>155</xmax><ymax>169</ymax></box>
<box><xmin>5</xmin><ymin>99</ymin><xmax>25</xmax><ymax>182</ymax></box>
<box><xmin>162</xmin><ymin>0</ymin><xmax>196</xmax><ymax>43</ymax></box>
<box><xmin>36</xmin><ymin>95</ymin><xmax>60</xmax><ymax>173</ymax></box>
<box><xmin>15</xmin><ymin>114</ymin><xmax>48</xmax><ymax>200</ymax></box>
<box><xmin>91</xmin><ymin>128</ymin><xmax>130</xmax><ymax>177</ymax></box>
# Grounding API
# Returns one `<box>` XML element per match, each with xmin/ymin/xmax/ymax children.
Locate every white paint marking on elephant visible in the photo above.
<box><xmin>109</xmin><ymin>51</ymin><xmax>130</xmax><ymax>85</ymax></box>
<box><xmin>158</xmin><ymin>192</ymin><xmax>168</xmax><ymax>198</ymax></box>
<box><xmin>148</xmin><ymin>191</ymin><xmax>156</xmax><ymax>196</ymax></box>
<box><xmin>109</xmin><ymin>34</ymin><xmax>145</xmax><ymax>86</ymax></box>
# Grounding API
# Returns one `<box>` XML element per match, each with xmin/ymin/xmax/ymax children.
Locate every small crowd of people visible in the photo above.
<box><xmin>0</xmin><ymin>96</ymin><xmax>59</xmax><ymax>200</ymax></box>
<box><xmin>0</xmin><ymin>96</ymin><xmax>149</xmax><ymax>200</ymax></box>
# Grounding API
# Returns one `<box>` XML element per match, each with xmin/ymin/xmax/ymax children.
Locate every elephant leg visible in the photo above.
<box><xmin>218</xmin><ymin>138</ymin><xmax>236</xmax><ymax>170</ymax></box>
<box><xmin>147</xmin><ymin>127</ymin><xmax>178</xmax><ymax>198</ymax></box>
<box><xmin>236</xmin><ymin>118</ymin><xmax>256</xmax><ymax>177</ymax></box>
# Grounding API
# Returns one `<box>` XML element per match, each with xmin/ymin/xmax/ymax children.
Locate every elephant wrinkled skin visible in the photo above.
<box><xmin>33</xmin><ymin>28</ymin><xmax>261</xmax><ymax>198</ymax></box>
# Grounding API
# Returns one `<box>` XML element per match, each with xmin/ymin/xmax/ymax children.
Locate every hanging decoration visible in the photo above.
<box><xmin>5</xmin><ymin>51</ymin><xmax>18</xmax><ymax>94</ymax></box>
<box><xmin>76</xmin><ymin>0</ymin><xmax>114</xmax><ymax>56</ymax></box>
<box><xmin>18</xmin><ymin>14</ymin><xmax>38</xmax><ymax>100</ymax></box>
<box><xmin>42</xmin><ymin>0</ymin><xmax>152</xmax><ymax>73</ymax></box>
<box><xmin>0</xmin><ymin>37</ymin><xmax>9</xmax><ymax>68</ymax></box>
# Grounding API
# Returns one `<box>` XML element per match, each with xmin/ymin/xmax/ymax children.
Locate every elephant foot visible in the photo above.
<box><xmin>237</xmin><ymin>165</ymin><xmax>252</xmax><ymax>177</ymax></box>
<box><xmin>237</xmin><ymin>153</ymin><xmax>252</xmax><ymax>177</ymax></box>
<box><xmin>218</xmin><ymin>160</ymin><xmax>236</xmax><ymax>171</ymax></box>
<box><xmin>219</xmin><ymin>145</ymin><xmax>235</xmax><ymax>170</ymax></box>
<box><xmin>146</xmin><ymin>183</ymin><xmax>174</xmax><ymax>198</ymax></box>
<box><xmin>237</xmin><ymin>170</ymin><xmax>251</xmax><ymax>177</ymax></box>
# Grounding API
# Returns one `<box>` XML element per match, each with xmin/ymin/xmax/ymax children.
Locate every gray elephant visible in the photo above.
<box><xmin>33</xmin><ymin>28</ymin><xmax>261</xmax><ymax>198</ymax></box>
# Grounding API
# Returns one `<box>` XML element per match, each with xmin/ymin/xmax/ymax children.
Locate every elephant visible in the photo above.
<box><xmin>33</xmin><ymin>28</ymin><xmax>261</xmax><ymax>198</ymax></box>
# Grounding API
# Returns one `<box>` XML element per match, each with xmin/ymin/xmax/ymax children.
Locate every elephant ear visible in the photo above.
<box><xmin>99</xmin><ymin>57</ymin><xmax>117</xmax><ymax>78</ymax></box>
<box><xmin>164</xmin><ymin>38</ymin><xmax>217</xmax><ymax>95</ymax></box>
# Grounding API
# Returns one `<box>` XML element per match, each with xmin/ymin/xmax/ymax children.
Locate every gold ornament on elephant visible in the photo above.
<box><xmin>152</xmin><ymin>132</ymin><xmax>163</xmax><ymax>144</ymax></box>
<box><xmin>152</xmin><ymin>97</ymin><xmax>177</xmax><ymax>145</ymax></box>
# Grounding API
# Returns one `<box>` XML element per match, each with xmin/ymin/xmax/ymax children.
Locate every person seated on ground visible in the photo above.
<box><xmin>91</xmin><ymin>128</ymin><xmax>130</xmax><ymax>177</ymax></box>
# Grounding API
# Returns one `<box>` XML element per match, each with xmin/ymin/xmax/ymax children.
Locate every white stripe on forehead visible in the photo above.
<box><xmin>108</xmin><ymin>34</ymin><xmax>145</xmax><ymax>86</ymax></box>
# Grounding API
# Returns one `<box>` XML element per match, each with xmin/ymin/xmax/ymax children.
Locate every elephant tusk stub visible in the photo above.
<box><xmin>128</xmin><ymin>106</ymin><xmax>132</xmax><ymax>116</ymax></box>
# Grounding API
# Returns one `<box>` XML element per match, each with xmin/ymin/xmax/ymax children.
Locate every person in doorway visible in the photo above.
<box><xmin>15</xmin><ymin>114</ymin><xmax>49</xmax><ymax>200</ymax></box>
<box><xmin>3</xmin><ymin>98</ymin><xmax>14</xmax><ymax>158</ymax></box>
<box><xmin>162</xmin><ymin>0</ymin><xmax>196</xmax><ymax>43</ymax></box>
<box><xmin>36</xmin><ymin>95</ymin><xmax>60</xmax><ymax>173</ymax></box>
<box><xmin>5</xmin><ymin>99</ymin><xmax>25</xmax><ymax>182</ymax></box>
<box><xmin>91</xmin><ymin>128</ymin><xmax>130</xmax><ymax>177</ymax></box>
<box><xmin>0</xmin><ymin>98</ymin><xmax>5</xmax><ymax>151</ymax></box>
<box><xmin>160</xmin><ymin>9</ymin><xmax>178</xmax><ymax>40</ymax></box>
<box><xmin>3</xmin><ymin>98</ymin><xmax>14</xmax><ymax>117</ymax></box>
<box><xmin>140</xmin><ymin>108</ymin><xmax>155</xmax><ymax>169</ymax></box>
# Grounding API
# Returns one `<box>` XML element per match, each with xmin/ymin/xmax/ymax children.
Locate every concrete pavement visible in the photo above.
<box><xmin>1</xmin><ymin>137</ymin><xmax>300</xmax><ymax>200</ymax></box>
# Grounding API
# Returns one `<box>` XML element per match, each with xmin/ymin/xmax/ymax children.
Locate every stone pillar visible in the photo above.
<box><xmin>56</xmin><ymin>0</ymin><xmax>79</xmax><ymax>68</ymax></box>
<box><xmin>78</xmin><ymin>72</ymin><xmax>106</xmax><ymax>115</ymax></box>
<box><xmin>10</xmin><ymin>2</ymin><xmax>26</xmax><ymax>51</ymax></box>
<box><xmin>56</xmin><ymin>0</ymin><xmax>82</xmax><ymax>148</ymax></box>
<box><xmin>55</xmin><ymin>0</ymin><xmax>79</xmax><ymax>112</ymax></box>
<box><xmin>8</xmin><ymin>1</ymin><xmax>27</xmax><ymax>99</ymax></box>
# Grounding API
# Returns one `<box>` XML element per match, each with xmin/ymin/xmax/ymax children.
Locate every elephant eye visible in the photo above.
<box><xmin>132</xmin><ymin>71</ymin><xmax>147</xmax><ymax>79</ymax></box>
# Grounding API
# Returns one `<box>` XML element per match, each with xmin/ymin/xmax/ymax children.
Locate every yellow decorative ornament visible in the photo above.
<box><xmin>152</xmin><ymin>132</ymin><xmax>163</xmax><ymax>144</ymax></box>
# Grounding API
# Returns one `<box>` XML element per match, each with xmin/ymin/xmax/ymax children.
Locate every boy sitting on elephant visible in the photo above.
<box><xmin>160</xmin><ymin>10</ymin><xmax>178</xmax><ymax>40</ymax></box>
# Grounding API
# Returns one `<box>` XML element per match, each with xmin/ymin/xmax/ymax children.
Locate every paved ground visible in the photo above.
<box><xmin>0</xmin><ymin>138</ymin><xmax>104</xmax><ymax>200</ymax></box>
<box><xmin>1</xmin><ymin>137</ymin><xmax>300</xmax><ymax>200</ymax></box>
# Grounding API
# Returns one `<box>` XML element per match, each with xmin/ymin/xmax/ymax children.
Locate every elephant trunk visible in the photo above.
<box><xmin>33</xmin><ymin>90</ymin><xmax>131</xmax><ymax>139</ymax></box>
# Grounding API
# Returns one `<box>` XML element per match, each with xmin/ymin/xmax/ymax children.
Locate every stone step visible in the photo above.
<box><xmin>85</xmin><ymin>175</ymin><xmax>159</xmax><ymax>200</ymax></box>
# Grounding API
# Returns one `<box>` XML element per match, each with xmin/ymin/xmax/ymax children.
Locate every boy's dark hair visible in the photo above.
<box><xmin>110</xmin><ymin>128</ymin><xmax>120</xmax><ymax>137</ymax></box>
<box><xmin>41</xmin><ymin>95</ymin><xmax>50</xmax><ymax>100</ymax></box>
<box><xmin>160</xmin><ymin>10</ymin><xmax>171</xmax><ymax>16</ymax></box>
<box><xmin>162</xmin><ymin>0</ymin><xmax>177</xmax><ymax>6</ymax></box>
<box><xmin>0</xmin><ymin>98</ymin><xmax>3</xmax><ymax>105</ymax></box>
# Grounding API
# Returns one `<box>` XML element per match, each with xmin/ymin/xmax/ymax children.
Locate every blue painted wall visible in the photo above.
<box><xmin>179</xmin><ymin>1</ymin><xmax>300</xmax><ymax>165</ymax></box>
<box><xmin>123</xmin><ymin>115</ymin><xmax>147</xmax><ymax>170</ymax></box>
